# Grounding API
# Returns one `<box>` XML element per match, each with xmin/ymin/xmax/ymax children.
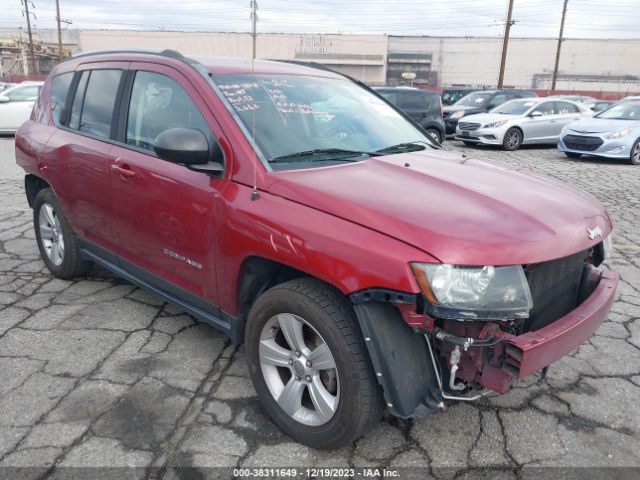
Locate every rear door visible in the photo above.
<box><xmin>107</xmin><ymin>62</ymin><xmax>227</xmax><ymax>303</ymax></box>
<box><xmin>44</xmin><ymin>63</ymin><xmax>128</xmax><ymax>252</ymax></box>
<box><xmin>553</xmin><ymin>101</ymin><xmax>584</xmax><ymax>137</ymax></box>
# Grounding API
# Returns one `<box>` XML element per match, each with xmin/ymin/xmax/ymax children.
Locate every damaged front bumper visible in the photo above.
<box><xmin>498</xmin><ymin>268</ymin><xmax>618</xmax><ymax>379</ymax></box>
<box><xmin>352</xmin><ymin>267</ymin><xmax>619</xmax><ymax>418</ymax></box>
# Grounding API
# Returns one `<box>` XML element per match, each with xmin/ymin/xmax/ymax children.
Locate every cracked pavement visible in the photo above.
<box><xmin>1</xmin><ymin>136</ymin><xmax>639</xmax><ymax>478</ymax></box>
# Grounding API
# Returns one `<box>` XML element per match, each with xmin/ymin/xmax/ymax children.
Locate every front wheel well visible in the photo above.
<box><xmin>237</xmin><ymin>257</ymin><xmax>309</xmax><ymax>316</ymax></box>
<box><xmin>24</xmin><ymin>175</ymin><xmax>51</xmax><ymax>208</ymax></box>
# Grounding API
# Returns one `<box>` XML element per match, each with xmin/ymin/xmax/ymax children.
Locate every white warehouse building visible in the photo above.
<box><xmin>2</xmin><ymin>28</ymin><xmax>640</xmax><ymax>93</ymax></box>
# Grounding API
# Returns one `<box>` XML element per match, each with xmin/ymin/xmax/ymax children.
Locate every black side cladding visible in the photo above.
<box><xmin>354</xmin><ymin>302</ymin><xmax>440</xmax><ymax>418</ymax></box>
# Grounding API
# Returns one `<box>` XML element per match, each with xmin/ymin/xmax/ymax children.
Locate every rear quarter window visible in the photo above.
<box><xmin>51</xmin><ymin>73</ymin><xmax>74</xmax><ymax>126</ymax></box>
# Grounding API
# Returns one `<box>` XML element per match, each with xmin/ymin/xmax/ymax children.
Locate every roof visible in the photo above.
<box><xmin>65</xmin><ymin>49</ymin><xmax>343</xmax><ymax>79</ymax></box>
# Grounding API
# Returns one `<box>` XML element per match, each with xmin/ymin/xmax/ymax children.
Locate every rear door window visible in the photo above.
<box><xmin>68</xmin><ymin>72</ymin><xmax>89</xmax><ymax>130</ymax></box>
<box><xmin>78</xmin><ymin>69</ymin><xmax>122</xmax><ymax>139</ymax></box>
<box><xmin>555</xmin><ymin>101</ymin><xmax>580</xmax><ymax>114</ymax></box>
<box><xmin>51</xmin><ymin>73</ymin><xmax>74</xmax><ymax>126</ymax></box>
<box><xmin>400</xmin><ymin>92</ymin><xmax>428</xmax><ymax>110</ymax></box>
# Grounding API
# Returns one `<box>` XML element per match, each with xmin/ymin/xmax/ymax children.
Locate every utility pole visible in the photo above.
<box><xmin>497</xmin><ymin>0</ymin><xmax>515</xmax><ymax>88</ymax></box>
<box><xmin>551</xmin><ymin>0</ymin><xmax>569</xmax><ymax>91</ymax></box>
<box><xmin>22</xmin><ymin>0</ymin><xmax>37</xmax><ymax>75</ymax></box>
<box><xmin>55</xmin><ymin>0</ymin><xmax>63</xmax><ymax>62</ymax></box>
<box><xmin>19</xmin><ymin>27</ymin><xmax>28</xmax><ymax>75</ymax></box>
<box><xmin>250</xmin><ymin>0</ymin><xmax>257</xmax><ymax>59</ymax></box>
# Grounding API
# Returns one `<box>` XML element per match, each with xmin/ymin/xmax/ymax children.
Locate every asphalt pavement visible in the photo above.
<box><xmin>1</xmin><ymin>136</ymin><xmax>639</xmax><ymax>478</ymax></box>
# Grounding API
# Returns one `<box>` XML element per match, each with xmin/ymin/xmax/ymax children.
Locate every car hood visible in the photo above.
<box><xmin>458</xmin><ymin>113</ymin><xmax>520</xmax><ymax>125</ymax></box>
<box><xmin>267</xmin><ymin>150</ymin><xmax>611</xmax><ymax>266</ymax></box>
<box><xmin>567</xmin><ymin>118</ymin><xmax>640</xmax><ymax>134</ymax></box>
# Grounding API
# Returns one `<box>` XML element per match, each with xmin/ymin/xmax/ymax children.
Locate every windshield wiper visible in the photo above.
<box><xmin>375</xmin><ymin>141</ymin><xmax>429</xmax><ymax>154</ymax></box>
<box><xmin>270</xmin><ymin>148</ymin><xmax>378</xmax><ymax>163</ymax></box>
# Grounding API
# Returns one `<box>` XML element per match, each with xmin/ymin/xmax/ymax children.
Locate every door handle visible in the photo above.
<box><xmin>110</xmin><ymin>163</ymin><xmax>136</xmax><ymax>178</ymax></box>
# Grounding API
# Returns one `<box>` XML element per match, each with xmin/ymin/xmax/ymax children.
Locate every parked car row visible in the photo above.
<box><xmin>376</xmin><ymin>85</ymin><xmax>640</xmax><ymax>164</ymax></box>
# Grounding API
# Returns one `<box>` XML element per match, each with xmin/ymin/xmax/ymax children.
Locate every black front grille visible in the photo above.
<box><xmin>523</xmin><ymin>250</ymin><xmax>588</xmax><ymax>332</ymax></box>
<box><xmin>564</xmin><ymin>134</ymin><xmax>604</xmax><ymax>152</ymax></box>
<box><xmin>459</xmin><ymin>122</ymin><xmax>481</xmax><ymax>131</ymax></box>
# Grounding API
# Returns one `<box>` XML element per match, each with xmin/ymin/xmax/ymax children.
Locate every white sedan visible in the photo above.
<box><xmin>455</xmin><ymin>98</ymin><xmax>592</xmax><ymax>151</ymax></box>
<box><xmin>0</xmin><ymin>82</ymin><xmax>43</xmax><ymax>134</ymax></box>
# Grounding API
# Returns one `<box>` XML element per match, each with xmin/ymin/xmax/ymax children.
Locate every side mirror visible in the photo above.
<box><xmin>154</xmin><ymin>128</ymin><xmax>223</xmax><ymax>174</ymax></box>
<box><xmin>0</xmin><ymin>95</ymin><xmax>10</xmax><ymax>104</ymax></box>
<box><xmin>530</xmin><ymin>111</ymin><xmax>543</xmax><ymax>117</ymax></box>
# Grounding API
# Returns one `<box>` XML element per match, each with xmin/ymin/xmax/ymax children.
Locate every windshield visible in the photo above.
<box><xmin>212</xmin><ymin>74</ymin><xmax>432</xmax><ymax>168</ymax></box>
<box><xmin>454</xmin><ymin>92</ymin><xmax>492</xmax><ymax>107</ymax></box>
<box><xmin>492</xmin><ymin>99</ymin><xmax>538</xmax><ymax>115</ymax></box>
<box><xmin>596</xmin><ymin>103</ymin><xmax>640</xmax><ymax>120</ymax></box>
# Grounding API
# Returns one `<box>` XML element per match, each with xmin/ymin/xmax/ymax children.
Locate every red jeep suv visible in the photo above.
<box><xmin>15</xmin><ymin>50</ymin><xmax>618</xmax><ymax>449</ymax></box>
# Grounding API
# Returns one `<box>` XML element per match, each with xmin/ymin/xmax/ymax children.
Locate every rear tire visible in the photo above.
<box><xmin>245</xmin><ymin>278</ymin><xmax>383</xmax><ymax>449</ymax></box>
<box><xmin>564</xmin><ymin>152</ymin><xmax>582</xmax><ymax>159</ymax></box>
<box><xmin>503</xmin><ymin>128</ymin><xmax>523</xmax><ymax>151</ymax></box>
<box><xmin>34</xmin><ymin>188</ymin><xmax>92</xmax><ymax>279</ymax></box>
<box><xmin>628</xmin><ymin>139</ymin><xmax>640</xmax><ymax>165</ymax></box>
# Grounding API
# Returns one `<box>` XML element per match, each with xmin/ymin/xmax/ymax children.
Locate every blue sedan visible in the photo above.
<box><xmin>558</xmin><ymin>101</ymin><xmax>640</xmax><ymax>165</ymax></box>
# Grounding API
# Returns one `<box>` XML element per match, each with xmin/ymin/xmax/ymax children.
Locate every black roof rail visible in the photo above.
<box><xmin>66</xmin><ymin>48</ymin><xmax>196</xmax><ymax>64</ymax></box>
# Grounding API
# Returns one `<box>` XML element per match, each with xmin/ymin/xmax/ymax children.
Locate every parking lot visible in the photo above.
<box><xmin>1</xmin><ymin>135</ymin><xmax>639</xmax><ymax>477</ymax></box>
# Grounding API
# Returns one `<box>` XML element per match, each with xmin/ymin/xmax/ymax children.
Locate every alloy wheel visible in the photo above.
<box><xmin>506</xmin><ymin>131</ymin><xmax>520</xmax><ymax>149</ymax></box>
<box><xmin>258</xmin><ymin>313</ymin><xmax>340</xmax><ymax>426</ymax></box>
<box><xmin>633</xmin><ymin>142</ymin><xmax>640</xmax><ymax>163</ymax></box>
<box><xmin>38</xmin><ymin>203</ymin><xmax>65</xmax><ymax>266</ymax></box>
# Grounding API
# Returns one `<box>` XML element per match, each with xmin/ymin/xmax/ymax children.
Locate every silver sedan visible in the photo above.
<box><xmin>455</xmin><ymin>98</ymin><xmax>592</xmax><ymax>151</ymax></box>
<box><xmin>0</xmin><ymin>82</ymin><xmax>43</xmax><ymax>134</ymax></box>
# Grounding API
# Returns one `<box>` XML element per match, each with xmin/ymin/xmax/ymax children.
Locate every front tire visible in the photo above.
<box><xmin>503</xmin><ymin>128</ymin><xmax>523</xmax><ymax>151</ymax></box>
<box><xmin>34</xmin><ymin>188</ymin><xmax>92</xmax><ymax>279</ymax></box>
<box><xmin>425</xmin><ymin>128</ymin><xmax>442</xmax><ymax>144</ymax></box>
<box><xmin>629</xmin><ymin>139</ymin><xmax>640</xmax><ymax>165</ymax></box>
<box><xmin>245</xmin><ymin>278</ymin><xmax>383</xmax><ymax>449</ymax></box>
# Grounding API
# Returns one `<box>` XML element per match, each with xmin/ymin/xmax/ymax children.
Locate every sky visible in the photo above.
<box><xmin>2</xmin><ymin>0</ymin><xmax>639</xmax><ymax>39</ymax></box>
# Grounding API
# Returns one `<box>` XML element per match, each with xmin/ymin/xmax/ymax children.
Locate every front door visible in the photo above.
<box><xmin>108</xmin><ymin>64</ymin><xmax>226</xmax><ymax>303</ymax></box>
<box><xmin>521</xmin><ymin>101</ymin><xmax>557</xmax><ymax>142</ymax></box>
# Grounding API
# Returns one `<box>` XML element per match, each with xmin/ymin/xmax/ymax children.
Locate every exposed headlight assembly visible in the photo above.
<box><xmin>484</xmin><ymin>120</ymin><xmax>508</xmax><ymax>129</ymax></box>
<box><xmin>411</xmin><ymin>263</ymin><xmax>533</xmax><ymax>320</ymax></box>
<box><xmin>604</xmin><ymin>127</ymin><xmax>633</xmax><ymax>139</ymax></box>
<box><xmin>451</xmin><ymin>111</ymin><xmax>466</xmax><ymax>119</ymax></box>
